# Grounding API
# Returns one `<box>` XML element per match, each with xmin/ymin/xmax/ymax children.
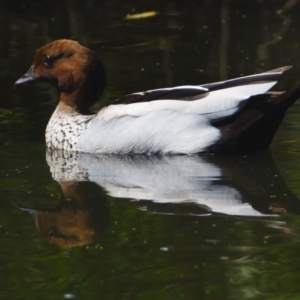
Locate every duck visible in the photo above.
<box><xmin>15</xmin><ymin>39</ymin><xmax>300</xmax><ymax>155</ymax></box>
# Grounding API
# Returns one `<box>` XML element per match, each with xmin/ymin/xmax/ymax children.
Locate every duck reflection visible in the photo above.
<box><xmin>23</xmin><ymin>181</ymin><xmax>109</xmax><ymax>248</ymax></box>
<box><xmin>23</xmin><ymin>149</ymin><xmax>300</xmax><ymax>248</ymax></box>
<box><xmin>46</xmin><ymin>149</ymin><xmax>300</xmax><ymax>218</ymax></box>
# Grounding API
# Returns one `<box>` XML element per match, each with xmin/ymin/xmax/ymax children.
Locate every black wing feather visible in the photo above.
<box><xmin>114</xmin><ymin>87</ymin><xmax>208</xmax><ymax>104</ymax></box>
<box><xmin>114</xmin><ymin>66</ymin><xmax>292</xmax><ymax>105</ymax></box>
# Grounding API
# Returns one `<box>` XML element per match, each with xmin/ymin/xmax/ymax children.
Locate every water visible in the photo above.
<box><xmin>1</xmin><ymin>0</ymin><xmax>300</xmax><ymax>299</ymax></box>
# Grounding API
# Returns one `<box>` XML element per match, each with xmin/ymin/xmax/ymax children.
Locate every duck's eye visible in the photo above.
<box><xmin>43</xmin><ymin>55</ymin><xmax>55</xmax><ymax>68</ymax></box>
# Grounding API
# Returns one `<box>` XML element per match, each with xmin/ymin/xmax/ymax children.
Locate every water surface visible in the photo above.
<box><xmin>1</xmin><ymin>1</ymin><xmax>300</xmax><ymax>299</ymax></box>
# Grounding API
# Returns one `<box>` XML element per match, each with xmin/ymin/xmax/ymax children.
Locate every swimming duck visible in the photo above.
<box><xmin>15</xmin><ymin>39</ymin><xmax>300</xmax><ymax>154</ymax></box>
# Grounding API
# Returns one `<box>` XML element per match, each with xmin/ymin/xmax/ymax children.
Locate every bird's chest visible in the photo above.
<box><xmin>45</xmin><ymin>111</ymin><xmax>90</xmax><ymax>151</ymax></box>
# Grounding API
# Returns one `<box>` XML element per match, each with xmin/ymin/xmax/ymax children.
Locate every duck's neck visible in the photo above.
<box><xmin>58</xmin><ymin>89</ymin><xmax>96</xmax><ymax>115</ymax></box>
<box><xmin>46</xmin><ymin>55</ymin><xmax>106</xmax><ymax>150</ymax></box>
<box><xmin>56</xmin><ymin>100</ymin><xmax>80</xmax><ymax>114</ymax></box>
<box><xmin>57</xmin><ymin>57</ymin><xmax>107</xmax><ymax>114</ymax></box>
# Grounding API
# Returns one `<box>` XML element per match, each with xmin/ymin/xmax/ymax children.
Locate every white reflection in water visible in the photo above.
<box><xmin>47</xmin><ymin>150</ymin><xmax>277</xmax><ymax>217</ymax></box>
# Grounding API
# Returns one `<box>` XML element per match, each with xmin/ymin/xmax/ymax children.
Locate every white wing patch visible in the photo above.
<box><xmin>98</xmin><ymin>81</ymin><xmax>276</xmax><ymax>122</ymax></box>
<box><xmin>189</xmin><ymin>81</ymin><xmax>277</xmax><ymax>121</ymax></box>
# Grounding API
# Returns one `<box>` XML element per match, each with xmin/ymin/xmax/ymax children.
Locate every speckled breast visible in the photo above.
<box><xmin>45</xmin><ymin>107</ymin><xmax>92</xmax><ymax>151</ymax></box>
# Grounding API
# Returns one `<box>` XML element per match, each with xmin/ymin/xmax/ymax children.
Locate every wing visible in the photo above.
<box><xmin>114</xmin><ymin>85</ymin><xmax>209</xmax><ymax>104</ymax></box>
<box><xmin>98</xmin><ymin>81</ymin><xmax>277</xmax><ymax>122</ymax></box>
<box><xmin>201</xmin><ymin>66</ymin><xmax>291</xmax><ymax>91</ymax></box>
<box><xmin>113</xmin><ymin>66</ymin><xmax>291</xmax><ymax>105</ymax></box>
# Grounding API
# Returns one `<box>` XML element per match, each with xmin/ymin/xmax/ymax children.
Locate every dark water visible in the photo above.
<box><xmin>1</xmin><ymin>0</ymin><xmax>300</xmax><ymax>299</ymax></box>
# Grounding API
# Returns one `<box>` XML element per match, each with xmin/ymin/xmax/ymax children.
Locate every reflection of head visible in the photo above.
<box><xmin>34</xmin><ymin>181</ymin><xmax>109</xmax><ymax>248</ymax></box>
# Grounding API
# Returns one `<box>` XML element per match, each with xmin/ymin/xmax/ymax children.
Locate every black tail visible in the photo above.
<box><xmin>209</xmin><ymin>73</ymin><xmax>300</xmax><ymax>153</ymax></box>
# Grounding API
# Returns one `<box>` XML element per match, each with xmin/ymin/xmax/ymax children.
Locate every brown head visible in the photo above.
<box><xmin>15</xmin><ymin>39</ymin><xmax>106</xmax><ymax>113</ymax></box>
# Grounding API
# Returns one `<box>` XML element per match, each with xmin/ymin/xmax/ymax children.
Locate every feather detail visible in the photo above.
<box><xmin>114</xmin><ymin>85</ymin><xmax>208</xmax><ymax>104</ymax></box>
<box><xmin>97</xmin><ymin>81</ymin><xmax>276</xmax><ymax>122</ymax></box>
<box><xmin>114</xmin><ymin>68</ymin><xmax>288</xmax><ymax>105</ymax></box>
